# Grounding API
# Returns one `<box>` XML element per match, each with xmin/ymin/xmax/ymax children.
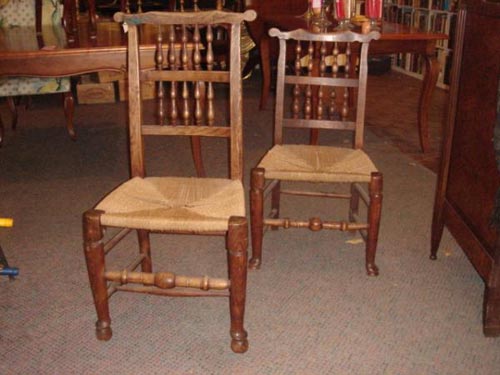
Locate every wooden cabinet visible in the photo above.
<box><xmin>431</xmin><ymin>0</ymin><xmax>500</xmax><ymax>336</ymax></box>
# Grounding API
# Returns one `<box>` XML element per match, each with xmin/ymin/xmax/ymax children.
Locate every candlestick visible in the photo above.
<box><xmin>366</xmin><ymin>0</ymin><xmax>383</xmax><ymax>30</ymax></box>
<box><xmin>334</xmin><ymin>0</ymin><xmax>354</xmax><ymax>29</ymax></box>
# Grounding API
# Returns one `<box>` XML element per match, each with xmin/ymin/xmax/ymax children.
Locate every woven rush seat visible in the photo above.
<box><xmin>258</xmin><ymin>144</ymin><xmax>378</xmax><ymax>183</ymax></box>
<box><xmin>97</xmin><ymin>177</ymin><xmax>245</xmax><ymax>232</ymax></box>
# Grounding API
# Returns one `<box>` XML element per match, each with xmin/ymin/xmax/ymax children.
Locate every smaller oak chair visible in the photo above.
<box><xmin>250</xmin><ymin>28</ymin><xmax>383</xmax><ymax>275</ymax></box>
<box><xmin>83</xmin><ymin>9</ymin><xmax>256</xmax><ymax>353</ymax></box>
<box><xmin>0</xmin><ymin>0</ymin><xmax>75</xmax><ymax>145</ymax></box>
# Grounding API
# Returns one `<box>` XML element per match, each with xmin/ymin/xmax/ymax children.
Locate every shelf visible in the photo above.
<box><xmin>384</xmin><ymin>0</ymin><xmax>457</xmax><ymax>88</ymax></box>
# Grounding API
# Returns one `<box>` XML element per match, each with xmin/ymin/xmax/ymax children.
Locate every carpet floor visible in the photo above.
<box><xmin>0</xmin><ymin>71</ymin><xmax>499</xmax><ymax>374</ymax></box>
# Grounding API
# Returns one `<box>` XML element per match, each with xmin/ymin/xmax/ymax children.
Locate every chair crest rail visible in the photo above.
<box><xmin>269</xmin><ymin>28</ymin><xmax>381</xmax><ymax>43</ymax></box>
<box><xmin>114</xmin><ymin>10</ymin><xmax>257</xmax><ymax>26</ymax></box>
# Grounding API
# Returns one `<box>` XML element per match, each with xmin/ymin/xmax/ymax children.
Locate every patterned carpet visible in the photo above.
<box><xmin>1</xmin><ymin>71</ymin><xmax>499</xmax><ymax>374</ymax></box>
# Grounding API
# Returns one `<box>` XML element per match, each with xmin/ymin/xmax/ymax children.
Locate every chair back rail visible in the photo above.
<box><xmin>270</xmin><ymin>28</ymin><xmax>380</xmax><ymax>149</ymax></box>
<box><xmin>114</xmin><ymin>10</ymin><xmax>256</xmax><ymax>180</ymax></box>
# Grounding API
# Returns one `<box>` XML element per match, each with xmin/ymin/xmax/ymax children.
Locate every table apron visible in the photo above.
<box><xmin>0</xmin><ymin>48</ymin><xmax>157</xmax><ymax>77</ymax></box>
<box><xmin>370</xmin><ymin>39</ymin><xmax>437</xmax><ymax>56</ymax></box>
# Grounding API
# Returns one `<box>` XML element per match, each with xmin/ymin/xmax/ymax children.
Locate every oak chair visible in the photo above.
<box><xmin>249</xmin><ymin>28</ymin><xmax>383</xmax><ymax>276</ymax></box>
<box><xmin>83</xmin><ymin>9</ymin><xmax>256</xmax><ymax>353</ymax></box>
<box><xmin>0</xmin><ymin>0</ymin><xmax>75</xmax><ymax>145</ymax></box>
<box><xmin>80</xmin><ymin>0</ymin><xmax>241</xmax><ymax>178</ymax></box>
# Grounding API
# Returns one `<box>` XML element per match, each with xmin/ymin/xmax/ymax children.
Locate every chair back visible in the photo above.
<box><xmin>114</xmin><ymin>10</ymin><xmax>257</xmax><ymax>181</ymax></box>
<box><xmin>270</xmin><ymin>28</ymin><xmax>380</xmax><ymax>149</ymax></box>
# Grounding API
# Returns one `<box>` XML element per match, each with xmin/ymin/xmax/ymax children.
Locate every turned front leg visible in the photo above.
<box><xmin>366</xmin><ymin>172</ymin><xmax>383</xmax><ymax>276</ymax></box>
<box><xmin>249</xmin><ymin>168</ymin><xmax>265</xmax><ymax>269</ymax></box>
<box><xmin>227</xmin><ymin>216</ymin><xmax>249</xmax><ymax>353</ymax></box>
<box><xmin>83</xmin><ymin>209</ymin><xmax>112</xmax><ymax>340</ymax></box>
<box><xmin>349</xmin><ymin>182</ymin><xmax>360</xmax><ymax>235</ymax></box>
<box><xmin>137</xmin><ymin>229</ymin><xmax>152</xmax><ymax>274</ymax></box>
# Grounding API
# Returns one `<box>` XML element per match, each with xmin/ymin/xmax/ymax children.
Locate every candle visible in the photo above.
<box><xmin>312</xmin><ymin>0</ymin><xmax>322</xmax><ymax>8</ymax></box>
<box><xmin>335</xmin><ymin>0</ymin><xmax>345</xmax><ymax>19</ymax></box>
<box><xmin>366</xmin><ymin>0</ymin><xmax>382</xmax><ymax>19</ymax></box>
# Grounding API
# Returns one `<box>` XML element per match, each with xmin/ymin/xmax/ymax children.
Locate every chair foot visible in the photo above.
<box><xmin>248</xmin><ymin>257</ymin><xmax>261</xmax><ymax>270</ymax></box>
<box><xmin>95</xmin><ymin>320</ymin><xmax>112</xmax><ymax>341</ymax></box>
<box><xmin>366</xmin><ymin>263</ymin><xmax>379</xmax><ymax>276</ymax></box>
<box><xmin>231</xmin><ymin>330</ymin><xmax>249</xmax><ymax>353</ymax></box>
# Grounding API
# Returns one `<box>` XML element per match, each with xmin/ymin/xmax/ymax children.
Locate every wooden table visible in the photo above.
<box><xmin>0</xmin><ymin>14</ymin><xmax>446</xmax><ymax>152</ymax></box>
<box><xmin>255</xmin><ymin>15</ymin><xmax>448</xmax><ymax>153</ymax></box>
<box><xmin>0</xmin><ymin>19</ymin><xmax>160</xmax><ymax>78</ymax></box>
<box><xmin>0</xmin><ymin>18</ymin><xmax>208</xmax><ymax>176</ymax></box>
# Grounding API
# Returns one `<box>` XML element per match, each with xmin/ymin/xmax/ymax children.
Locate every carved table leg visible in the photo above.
<box><xmin>418</xmin><ymin>52</ymin><xmax>440</xmax><ymax>153</ymax></box>
<box><xmin>191</xmin><ymin>136</ymin><xmax>206</xmax><ymax>177</ymax></box>
<box><xmin>0</xmin><ymin>113</ymin><xmax>4</xmax><ymax>145</ymax></box>
<box><xmin>63</xmin><ymin>91</ymin><xmax>76</xmax><ymax>140</ymax></box>
<box><xmin>87</xmin><ymin>0</ymin><xmax>97</xmax><ymax>38</ymax></box>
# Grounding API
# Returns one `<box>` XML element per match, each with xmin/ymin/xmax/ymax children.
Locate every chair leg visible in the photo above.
<box><xmin>249</xmin><ymin>168</ymin><xmax>265</xmax><ymax>270</ymax></box>
<box><xmin>190</xmin><ymin>136</ymin><xmax>206</xmax><ymax>177</ymax></box>
<box><xmin>349</xmin><ymin>182</ymin><xmax>360</xmax><ymax>235</ymax></box>
<box><xmin>83</xmin><ymin>209</ymin><xmax>112</xmax><ymax>341</ymax></box>
<box><xmin>0</xmin><ymin>113</ymin><xmax>4</xmax><ymax>146</ymax></box>
<box><xmin>366</xmin><ymin>172</ymin><xmax>383</xmax><ymax>276</ymax></box>
<box><xmin>88</xmin><ymin>0</ymin><xmax>98</xmax><ymax>37</ymax></box>
<box><xmin>63</xmin><ymin>91</ymin><xmax>76</xmax><ymax>140</ymax></box>
<box><xmin>7</xmin><ymin>97</ymin><xmax>17</xmax><ymax>131</ymax></box>
<box><xmin>270</xmin><ymin>180</ymin><xmax>281</xmax><ymax>230</ymax></box>
<box><xmin>227</xmin><ymin>216</ymin><xmax>249</xmax><ymax>353</ymax></box>
<box><xmin>137</xmin><ymin>229</ymin><xmax>152</xmax><ymax>274</ymax></box>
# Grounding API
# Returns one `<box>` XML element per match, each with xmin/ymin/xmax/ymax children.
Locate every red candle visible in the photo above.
<box><xmin>336</xmin><ymin>0</ymin><xmax>345</xmax><ymax>19</ymax></box>
<box><xmin>366</xmin><ymin>0</ymin><xmax>382</xmax><ymax>18</ymax></box>
<box><xmin>312</xmin><ymin>0</ymin><xmax>322</xmax><ymax>9</ymax></box>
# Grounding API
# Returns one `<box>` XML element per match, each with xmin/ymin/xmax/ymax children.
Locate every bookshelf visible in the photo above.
<box><xmin>383</xmin><ymin>0</ymin><xmax>457</xmax><ymax>88</ymax></box>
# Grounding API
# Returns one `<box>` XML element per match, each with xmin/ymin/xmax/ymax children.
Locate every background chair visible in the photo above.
<box><xmin>243</xmin><ymin>0</ymin><xmax>308</xmax><ymax>109</ymax></box>
<box><xmin>0</xmin><ymin>0</ymin><xmax>75</xmax><ymax>145</ymax></box>
<box><xmin>249</xmin><ymin>28</ymin><xmax>383</xmax><ymax>276</ymax></box>
<box><xmin>83</xmin><ymin>9</ymin><xmax>256</xmax><ymax>353</ymax></box>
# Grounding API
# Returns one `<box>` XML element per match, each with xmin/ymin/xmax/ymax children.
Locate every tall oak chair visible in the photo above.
<box><xmin>82</xmin><ymin>9</ymin><xmax>256</xmax><ymax>353</ymax></box>
<box><xmin>249</xmin><ymin>28</ymin><xmax>383</xmax><ymax>276</ymax></box>
<box><xmin>0</xmin><ymin>0</ymin><xmax>74</xmax><ymax>145</ymax></box>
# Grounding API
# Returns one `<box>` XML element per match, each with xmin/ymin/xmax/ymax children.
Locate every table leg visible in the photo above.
<box><xmin>63</xmin><ymin>0</ymin><xmax>77</xmax><ymax>42</ymax></box>
<box><xmin>418</xmin><ymin>53</ymin><xmax>440</xmax><ymax>153</ymax></box>
<box><xmin>87</xmin><ymin>0</ymin><xmax>97</xmax><ymax>38</ymax></box>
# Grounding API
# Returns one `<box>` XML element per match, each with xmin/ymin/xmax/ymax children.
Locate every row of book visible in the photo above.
<box><xmin>387</xmin><ymin>0</ymin><xmax>458</xmax><ymax>12</ymax></box>
<box><xmin>392</xmin><ymin>49</ymin><xmax>452</xmax><ymax>85</ymax></box>
<box><xmin>384</xmin><ymin>3</ymin><xmax>457</xmax><ymax>87</ymax></box>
